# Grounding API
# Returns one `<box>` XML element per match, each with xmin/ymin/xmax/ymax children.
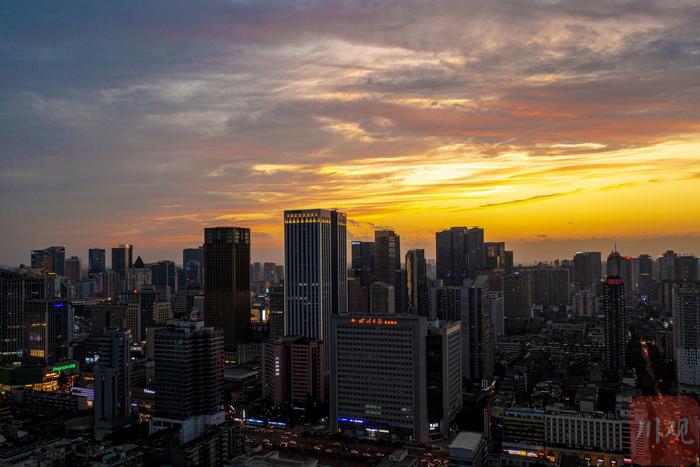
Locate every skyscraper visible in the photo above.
<box><xmin>370</xmin><ymin>282</ymin><xmax>395</xmax><ymax>315</ymax></box>
<box><xmin>0</xmin><ymin>269</ymin><xmax>44</xmax><ymax>363</ymax></box>
<box><xmin>603</xmin><ymin>276</ymin><xmax>627</xmax><ymax>382</ymax></box>
<box><xmin>111</xmin><ymin>244</ymin><xmax>133</xmax><ymax>276</ymax></box>
<box><xmin>466</xmin><ymin>227</ymin><xmax>485</xmax><ymax>278</ymax></box>
<box><xmin>183</xmin><ymin>247</ymin><xmax>203</xmax><ymax>286</ymax></box>
<box><xmin>30</xmin><ymin>246</ymin><xmax>66</xmax><ymax>275</ymax></box>
<box><xmin>374</xmin><ymin>230</ymin><xmax>401</xmax><ymax>285</ymax></box>
<box><xmin>150</xmin><ymin>259</ymin><xmax>177</xmax><ymax>296</ymax></box>
<box><xmin>89</xmin><ymin>248</ymin><xmax>106</xmax><ymax>275</ymax></box>
<box><xmin>24</xmin><ymin>299</ymin><xmax>74</xmax><ymax>365</ymax></box>
<box><xmin>262</xmin><ymin>337</ymin><xmax>325</xmax><ymax>407</ymax></box>
<box><xmin>151</xmin><ymin>320</ymin><xmax>225</xmax><ymax>443</ymax></box>
<box><xmin>504</xmin><ymin>272</ymin><xmax>531</xmax><ymax>333</ymax></box>
<box><xmin>672</xmin><ymin>286</ymin><xmax>700</xmax><ymax>394</ymax></box>
<box><xmin>572</xmin><ymin>251</ymin><xmax>602</xmax><ymax>292</ymax></box>
<box><xmin>203</xmin><ymin>227</ymin><xmax>251</xmax><ymax>355</ymax></box>
<box><xmin>329</xmin><ymin>314</ymin><xmax>429</xmax><ymax>443</ymax></box>
<box><xmin>436</xmin><ymin>227</ymin><xmax>469</xmax><ymax>286</ymax></box>
<box><xmin>284</xmin><ymin>209</ymin><xmax>347</xmax><ymax>340</ymax></box>
<box><xmin>406</xmin><ymin>249</ymin><xmax>429</xmax><ymax>317</ymax></box>
<box><xmin>351</xmin><ymin>240</ymin><xmax>376</xmax><ymax>288</ymax></box>
<box><xmin>426</xmin><ymin>321</ymin><xmax>463</xmax><ymax>437</ymax></box>
<box><xmin>635</xmin><ymin>254</ymin><xmax>653</xmax><ymax>297</ymax></box>
<box><xmin>64</xmin><ymin>256</ymin><xmax>82</xmax><ymax>283</ymax></box>
<box><xmin>94</xmin><ymin>327</ymin><xmax>131</xmax><ymax>441</ymax></box>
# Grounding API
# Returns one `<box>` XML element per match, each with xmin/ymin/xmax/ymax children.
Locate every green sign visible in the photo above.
<box><xmin>51</xmin><ymin>362</ymin><xmax>77</xmax><ymax>372</ymax></box>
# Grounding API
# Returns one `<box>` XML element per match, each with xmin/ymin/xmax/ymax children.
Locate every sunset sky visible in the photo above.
<box><xmin>2</xmin><ymin>1</ymin><xmax>700</xmax><ymax>266</ymax></box>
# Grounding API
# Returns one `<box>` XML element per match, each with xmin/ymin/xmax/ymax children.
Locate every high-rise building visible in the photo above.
<box><xmin>0</xmin><ymin>269</ymin><xmax>44</xmax><ymax>363</ymax></box>
<box><xmin>151</xmin><ymin>321</ymin><xmax>225</xmax><ymax>443</ymax></box>
<box><xmin>284</xmin><ymin>209</ymin><xmax>347</xmax><ymax>340</ymax></box>
<box><xmin>635</xmin><ymin>254</ymin><xmax>653</xmax><ymax>297</ymax></box>
<box><xmin>406</xmin><ymin>249</ymin><xmax>429</xmax><ymax>317</ymax></box>
<box><xmin>370</xmin><ymin>282</ymin><xmax>395</xmax><ymax>315</ymax></box>
<box><xmin>672</xmin><ymin>287</ymin><xmax>700</xmax><ymax>394</ymax></box>
<box><xmin>426</xmin><ymin>321</ymin><xmax>462</xmax><ymax>438</ymax></box>
<box><xmin>466</xmin><ymin>227</ymin><xmax>485</xmax><ymax>278</ymax></box>
<box><xmin>183</xmin><ymin>247</ymin><xmax>203</xmax><ymax>286</ymax></box>
<box><xmin>374</xmin><ymin>230</ymin><xmax>401</xmax><ymax>287</ymax></box>
<box><xmin>347</xmin><ymin>275</ymin><xmax>368</xmax><ymax>314</ymax></box>
<box><xmin>572</xmin><ymin>252</ymin><xmax>602</xmax><ymax>292</ymax></box>
<box><xmin>89</xmin><ymin>248</ymin><xmax>106</xmax><ymax>275</ymax></box>
<box><xmin>94</xmin><ymin>327</ymin><xmax>131</xmax><ymax>441</ymax></box>
<box><xmin>111</xmin><ymin>244</ymin><xmax>133</xmax><ymax>277</ymax></box>
<box><xmin>675</xmin><ymin>255</ymin><xmax>698</xmax><ymax>282</ymax></box>
<box><xmin>268</xmin><ymin>284</ymin><xmax>285</xmax><ymax>339</ymax></box>
<box><xmin>262</xmin><ymin>337</ymin><xmax>325</xmax><ymax>408</ymax></box>
<box><xmin>465</xmin><ymin>276</ymin><xmax>494</xmax><ymax>381</ymax></box>
<box><xmin>436</xmin><ymin>227</ymin><xmax>468</xmax><ymax>286</ymax></box>
<box><xmin>659</xmin><ymin>250</ymin><xmax>677</xmax><ymax>281</ymax></box>
<box><xmin>351</xmin><ymin>241</ymin><xmax>376</xmax><ymax>287</ymax></box>
<box><xmin>30</xmin><ymin>246</ymin><xmax>66</xmax><ymax>275</ymax></box>
<box><xmin>603</xmin><ymin>276</ymin><xmax>627</xmax><ymax>382</ymax></box>
<box><xmin>329</xmin><ymin>314</ymin><xmax>429</xmax><ymax>443</ymax></box>
<box><xmin>504</xmin><ymin>272</ymin><xmax>531</xmax><ymax>333</ymax></box>
<box><xmin>24</xmin><ymin>299</ymin><xmax>74</xmax><ymax>365</ymax></box>
<box><xmin>64</xmin><ymin>256</ymin><xmax>82</xmax><ymax>283</ymax></box>
<box><xmin>203</xmin><ymin>227</ymin><xmax>251</xmax><ymax>355</ymax></box>
<box><xmin>150</xmin><ymin>260</ymin><xmax>177</xmax><ymax>296</ymax></box>
<box><xmin>528</xmin><ymin>265</ymin><xmax>570</xmax><ymax>308</ymax></box>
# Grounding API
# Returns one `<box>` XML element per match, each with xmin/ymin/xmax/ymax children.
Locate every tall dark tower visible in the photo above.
<box><xmin>203</xmin><ymin>227</ymin><xmax>251</xmax><ymax>356</ymax></box>
<box><xmin>111</xmin><ymin>244</ymin><xmax>133</xmax><ymax>276</ymax></box>
<box><xmin>603</xmin><ymin>276</ymin><xmax>627</xmax><ymax>382</ymax></box>
<box><xmin>406</xmin><ymin>249</ymin><xmax>428</xmax><ymax>317</ymax></box>
<box><xmin>89</xmin><ymin>248</ymin><xmax>106</xmax><ymax>275</ymax></box>
<box><xmin>436</xmin><ymin>227</ymin><xmax>468</xmax><ymax>286</ymax></box>
<box><xmin>374</xmin><ymin>230</ymin><xmax>401</xmax><ymax>285</ymax></box>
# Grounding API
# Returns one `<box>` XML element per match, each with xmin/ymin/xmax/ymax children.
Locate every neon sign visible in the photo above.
<box><xmin>350</xmin><ymin>317</ymin><xmax>399</xmax><ymax>326</ymax></box>
<box><xmin>51</xmin><ymin>362</ymin><xmax>77</xmax><ymax>372</ymax></box>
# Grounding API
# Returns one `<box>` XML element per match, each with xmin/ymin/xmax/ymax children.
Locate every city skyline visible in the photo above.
<box><xmin>2</xmin><ymin>1</ymin><xmax>700</xmax><ymax>265</ymax></box>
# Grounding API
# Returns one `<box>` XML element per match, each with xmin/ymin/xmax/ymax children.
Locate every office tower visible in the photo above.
<box><xmin>183</xmin><ymin>247</ymin><xmax>204</xmax><ymax>286</ymax></box>
<box><xmin>436</xmin><ymin>227</ymin><xmax>468</xmax><ymax>286</ymax></box>
<box><xmin>329</xmin><ymin>314</ymin><xmax>429</xmax><ymax>443</ymax></box>
<box><xmin>394</xmin><ymin>268</ymin><xmax>408</xmax><ymax>314</ymax></box>
<box><xmin>528</xmin><ymin>265</ymin><xmax>570</xmax><ymax>308</ymax></box>
<box><xmin>485</xmin><ymin>242</ymin><xmax>506</xmax><ymax>270</ymax></box>
<box><xmin>466</xmin><ymin>227</ymin><xmax>485</xmax><ymax>277</ymax></box>
<box><xmin>203</xmin><ymin>227</ymin><xmax>251</xmax><ymax>355</ymax></box>
<box><xmin>572</xmin><ymin>252</ymin><xmax>602</xmax><ymax>291</ymax></box>
<box><xmin>126</xmin><ymin>302</ymin><xmax>143</xmax><ymax>342</ymax></box>
<box><xmin>153</xmin><ymin>300</ymin><xmax>172</xmax><ymax>324</ymax></box>
<box><xmin>370</xmin><ymin>282</ymin><xmax>395</xmax><ymax>314</ymax></box>
<box><xmin>488</xmin><ymin>291</ymin><xmax>505</xmax><ymax>338</ymax></box>
<box><xmin>603</xmin><ymin>276</ymin><xmax>627</xmax><ymax>382</ymax></box>
<box><xmin>426</xmin><ymin>321</ymin><xmax>462</xmax><ymax>437</ymax></box>
<box><xmin>0</xmin><ymin>269</ymin><xmax>44</xmax><ymax>363</ymax></box>
<box><xmin>94</xmin><ymin>327</ymin><xmax>131</xmax><ymax>441</ymax></box>
<box><xmin>406</xmin><ymin>249</ymin><xmax>429</xmax><ymax>317</ymax></box>
<box><xmin>284</xmin><ymin>209</ymin><xmax>347</xmax><ymax>340</ymax></box>
<box><xmin>430</xmin><ymin>284</ymin><xmax>469</xmax><ymax>322</ymax></box>
<box><xmin>262</xmin><ymin>337</ymin><xmax>325</xmax><ymax>407</ymax></box>
<box><xmin>504</xmin><ymin>250</ymin><xmax>514</xmax><ymax>275</ymax></box>
<box><xmin>91</xmin><ymin>303</ymin><xmax>127</xmax><ymax>337</ymax></box>
<box><xmin>64</xmin><ymin>256</ymin><xmax>81</xmax><ymax>283</ymax></box>
<box><xmin>466</xmin><ymin>276</ymin><xmax>494</xmax><ymax>381</ymax></box>
<box><xmin>111</xmin><ymin>244</ymin><xmax>133</xmax><ymax>276</ymax></box>
<box><xmin>174</xmin><ymin>284</ymin><xmax>203</xmax><ymax>319</ymax></box>
<box><xmin>268</xmin><ymin>284</ymin><xmax>285</xmax><ymax>339</ymax></box>
<box><xmin>675</xmin><ymin>255</ymin><xmax>698</xmax><ymax>282</ymax></box>
<box><xmin>374</xmin><ymin>230</ymin><xmax>401</xmax><ymax>286</ymax></box>
<box><xmin>503</xmin><ymin>272</ymin><xmax>531</xmax><ymax>333</ymax></box>
<box><xmin>89</xmin><ymin>248</ymin><xmax>106</xmax><ymax>275</ymax></box>
<box><xmin>635</xmin><ymin>254</ymin><xmax>653</xmax><ymax>297</ymax></box>
<box><xmin>138</xmin><ymin>285</ymin><xmax>158</xmax><ymax>341</ymax></box>
<box><xmin>151</xmin><ymin>260</ymin><xmax>177</xmax><ymax>296</ymax></box>
<box><xmin>151</xmin><ymin>321</ymin><xmax>225</xmax><ymax>443</ymax></box>
<box><xmin>347</xmin><ymin>275</ymin><xmax>368</xmax><ymax>314</ymax></box>
<box><xmin>30</xmin><ymin>246</ymin><xmax>66</xmax><ymax>275</ymax></box>
<box><xmin>673</xmin><ymin>287</ymin><xmax>700</xmax><ymax>393</ymax></box>
<box><xmin>24</xmin><ymin>299</ymin><xmax>74</xmax><ymax>365</ymax></box>
<box><xmin>659</xmin><ymin>250</ymin><xmax>677</xmax><ymax>281</ymax></box>
<box><xmin>351</xmin><ymin>241</ymin><xmax>376</xmax><ymax>287</ymax></box>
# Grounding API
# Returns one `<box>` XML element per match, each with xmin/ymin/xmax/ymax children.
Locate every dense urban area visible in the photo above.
<box><xmin>0</xmin><ymin>209</ymin><xmax>698</xmax><ymax>466</ymax></box>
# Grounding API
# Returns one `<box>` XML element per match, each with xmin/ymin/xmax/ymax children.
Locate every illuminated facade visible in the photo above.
<box><xmin>330</xmin><ymin>314</ymin><xmax>429</xmax><ymax>443</ymax></box>
<box><xmin>0</xmin><ymin>269</ymin><xmax>44</xmax><ymax>363</ymax></box>
<box><xmin>24</xmin><ymin>299</ymin><xmax>74</xmax><ymax>365</ymax></box>
<box><xmin>284</xmin><ymin>209</ymin><xmax>347</xmax><ymax>341</ymax></box>
<box><xmin>603</xmin><ymin>276</ymin><xmax>627</xmax><ymax>382</ymax></box>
